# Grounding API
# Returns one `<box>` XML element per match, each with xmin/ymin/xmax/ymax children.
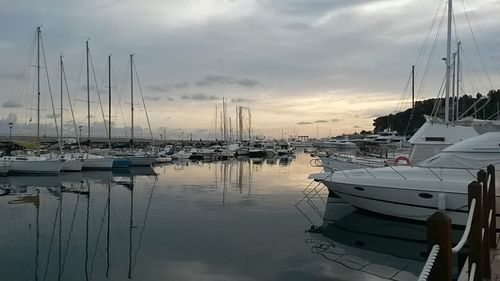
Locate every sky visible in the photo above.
<box><xmin>1</xmin><ymin>0</ymin><xmax>499</xmax><ymax>140</ymax></box>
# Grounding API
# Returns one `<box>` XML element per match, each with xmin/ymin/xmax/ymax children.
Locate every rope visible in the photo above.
<box><xmin>452</xmin><ymin>198</ymin><xmax>476</xmax><ymax>253</ymax></box>
<box><xmin>89</xmin><ymin>51</ymin><xmax>111</xmax><ymax>148</ymax></box>
<box><xmin>469</xmin><ymin>263</ymin><xmax>476</xmax><ymax>281</ymax></box>
<box><xmin>133</xmin><ymin>60</ymin><xmax>154</xmax><ymax>145</ymax></box>
<box><xmin>417</xmin><ymin>244</ymin><xmax>440</xmax><ymax>281</ymax></box>
<box><xmin>460</xmin><ymin>0</ymin><xmax>494</xmax><ymax>89</ymax></box>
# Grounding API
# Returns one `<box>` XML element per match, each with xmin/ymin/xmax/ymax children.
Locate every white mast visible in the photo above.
<box><xmin>444</xmin><ymin>0</ymin><xmax>453</xmax><ymax>123</ymax></box>
<box><xmin>130</xmin><ymin>54</ymin><xmax>134</xmax><ymax>150</ymax></box>
<box><xmin>60</xmin><ymin>54</ymin><xmax>64</xmax><ymax>153</ymax></box>
<box><xmin>37</xmin><ymin>27</ymin><xmax>41</xmax><ymax>144</ymax></box>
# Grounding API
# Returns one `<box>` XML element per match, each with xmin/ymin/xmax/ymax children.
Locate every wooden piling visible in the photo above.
<box><xmin>427</xmin><ymin>211</ymin><xmax>452</xmax><ymax>281</ymax></box>
<box><xmin>468</xmin><ymin>181</ymin><xmax>483</xmax><ymax>281</ymax></box>
<box><xmin>478</xmin><ymin>169</ymin><xmax>491</xmax><ymax>277</ymax></box>
<box><xmin>487</xmin><ymin>164</ymin><xmax>496</xmax><ymax>248</ymax></box>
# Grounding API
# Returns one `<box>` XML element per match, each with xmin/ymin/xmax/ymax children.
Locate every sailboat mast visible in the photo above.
<box><xmin>60</xmin><ymin>55</ymin><xmax>64</xmax><ymax>147</ymax></box>
<box><xmin>456</xmin><ymin>41</ymin><xmax>461</xmax><ymax>120</ymax></box>
<box><xmin>411</xmin><ymin>65</ymin><xmax>415</xmax><ymax>109</ymax></box>
<box><xmin>108</xmin><ymin>55</ymin><xmax>112</xmax><ymax>148</ymax></box>
<box><xmin>86</xmin><ymin>41</ymin><xmax>90</xmax><ymax>140</ymax></box>
<box><xmin>130</xmin><ymin>54</ymin><xmax>134</xmax><ymax>150</ymax></box>
<box><xmin>37</xmin><ymin>27</ymin><xmax>41</xmax><ymax>144</ymax></box>
<box><xmin>444</xmin><ymin>0</ymin><xmax>453</xmax><ymax>122</ymax></box>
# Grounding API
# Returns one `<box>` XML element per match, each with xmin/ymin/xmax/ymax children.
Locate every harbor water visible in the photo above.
<box><xmin>0</xmin><ymin>151</ymin><xmax>429</xmax><ymax>281</ymax></box>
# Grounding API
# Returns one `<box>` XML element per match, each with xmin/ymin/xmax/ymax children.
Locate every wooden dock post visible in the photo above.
<box><xmin>478</xmin><ymin>169</ymin><xmax>491</xmax><ymax>277</ymax></box>
<box><xmin>427</xmin><ymin>212</ymin><xmax>452</xmax><ymax>281</ymax></box>
<box><xmin>487</xmin><ymin>164</ymin><xmax>496</xmax><ymax>248</ymax></box>
<box><xmin>468</xmin><ymin>181</ymin><xmax>483</xmax><ymax>281</ymax></box>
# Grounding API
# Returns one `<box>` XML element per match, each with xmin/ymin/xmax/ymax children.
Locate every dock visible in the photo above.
<box><xmin>457</xmin><ymin>233</ymin><xmax>500</xmax><ymax>280</ymax></box>
<box><xmin>418</xmin><ymin>165</ymin><xmax>497</xmax><ymax>281</ymax></box>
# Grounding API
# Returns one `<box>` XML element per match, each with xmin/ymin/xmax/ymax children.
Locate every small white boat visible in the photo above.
<box><xmin>2</xmin><ymin>155</ymin><xmax>62</xmax><ymax>175</ymax></box>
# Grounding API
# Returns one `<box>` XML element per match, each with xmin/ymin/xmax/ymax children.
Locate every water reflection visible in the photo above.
<box><xmin>0</xmin><ymin>168</ymin><xmax>159</xmax><ymax>281</ymax></box>
<box><xmin>304</xmin><ymin>199</ymin><xmax>464</xmax><ymax>280</ymax></box>
<box><xmin>2</xmin><ymin>152</ymin><xmax>400</xmax><ymax>281</ymax></box>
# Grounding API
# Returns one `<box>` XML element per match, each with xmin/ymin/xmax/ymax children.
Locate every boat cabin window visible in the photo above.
<box><xmin>425</xmin><ymin>137</ymin><xmax>445</xmax><ymax>142</ymax></box>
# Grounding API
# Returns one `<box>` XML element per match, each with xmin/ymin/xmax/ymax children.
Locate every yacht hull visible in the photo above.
<box><xmin>82</xmin><ymin>157</ymin><xmax>114</xmax><ymax>170</ymax></box>
<box><xmin>322</xmin><ymin>178</ymin><xmax>500</xmax><ymax>227</ymax></box>
<box><xmin>62</xmin><ymin>159</ymin><xmax>83</xmax><ymax>172</ymax></box>
<box><xmin>129</xmin><ymin>156</ymin><xmax>156</xmax><ymax>166</ymax></box>
<box><xmin>8</xmin><ymin>160</ymin><xmax>62</xmax><ymax>175</ymax></box>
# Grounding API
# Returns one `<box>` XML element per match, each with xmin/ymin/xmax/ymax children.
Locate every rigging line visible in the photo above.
<box><xmin>133</xmin><ymin>60</ymin><xmax>154</xmax><ymax>145</ymax></box>
<box><xmin>72</xmin><ymin>45</ymin><xmax>86</xmax><ymax>123</ymax></box>
<box><xmin>431</xmin><ymin>74</ymin><xmax>447</xmax><ymax>117</ymax></box>
<box><xmin>111</xmin><ymin>63</ymin><xmax>127</xmax><ymax>136</ymax></box>
<box><xmin>413</xmin><ymin>0</ymin><xmax>445</xmax><ymax>73</ymax></box>
<box><xmin>460</xmin><ymin>0</ymin><xmax>494</xmax><ymax>89</ymax></box>
<box><xmin>452</xmin><ymin>10</ymin><xmax>461</xmax><ymax>44</ymax></box>
<box><xmin>60</xmin><ymin>191</ymin><xmax>82</xmax><ymax>276</ymax></box>
<box><xmin>40</xmin><ymin>36</ymin><xmax>62</xmax><ymax>151</ymax></box>
<box><xmin>395</xmin><ymin>70</ymin><xmax>412</xmax><ymax>113</ymax></box>
<box><xmin>62</xmin><ymin>61</ymin><xmax>82</xmax><ymax>151</ymax></box>
<box><xmin>464</xmin><ymin>0</ymin><xmax>500</xmax><ymax>78</ymax></box>
<box><xmin>16</xmin><ymin>31</ymin><xmax>37</xmax><ymax>125</ymax></box>
<box><xmin>89</xmin><ymin>52</ymin><xmax>111</xmax><ymax>146</ymax></box>
<box><xmin>132</xmin><ymin>176</ymin><xmax>158</xmax><ymax>269</ymax></box>
<box><xmin>461</xmin><ymin>48</ymin><xmax>484</xmax><ymax>92</ymax></box>
<box><xmin>42</xmin><ymin>201</ymin><xmax>61</xmax><ymax>281</ymax></box>
<box><xmin>416</xmin><ymin>2</ymin><xmax>448</xmax><ymax>102</ymax></box>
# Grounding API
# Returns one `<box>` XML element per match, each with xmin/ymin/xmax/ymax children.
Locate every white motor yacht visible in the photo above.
<box><xmin>316</xmin><ymin>132</ymin><xmax>500</xmax><ymax>226</ymax></box>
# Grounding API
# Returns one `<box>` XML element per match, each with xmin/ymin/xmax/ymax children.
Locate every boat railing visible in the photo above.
<box><xmin>417</xmin><ymin>165</ymin><xmax>496</xmax><ymax>281</ymax></box>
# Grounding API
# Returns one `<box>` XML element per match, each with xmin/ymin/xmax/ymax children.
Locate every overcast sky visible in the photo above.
<box><xmin>1</xmin><ymin>0</ymin><xmax>499</xmax><ymax>139</ymax></box>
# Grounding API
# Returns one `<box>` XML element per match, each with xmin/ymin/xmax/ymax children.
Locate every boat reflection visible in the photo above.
<box><xmin>306</xmin><ymin>200</ymin><xmax>463</xmax><ymax>280</ymax></box>
<box><xmin>0</xmin><ymin>170</ymin><xmax>158</xmax><ymax>281</ymax></box>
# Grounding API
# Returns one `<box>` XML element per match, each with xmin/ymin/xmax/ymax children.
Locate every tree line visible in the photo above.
<box><xmin>371</xmin><ymin>89</ymin><xmax>500</xmax><ymax>136</ymax></box>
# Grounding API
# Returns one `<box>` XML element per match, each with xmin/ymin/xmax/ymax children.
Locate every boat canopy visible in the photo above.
<box><xmin>418</xmin><ymin>132</ymin><xmax>500</xmax><ymax>169</ymax></box>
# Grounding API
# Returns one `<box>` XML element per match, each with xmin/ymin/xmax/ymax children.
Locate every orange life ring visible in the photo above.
<box><xmin>394</xmin><ymin>156</ymin><xmax>411</xmax><ymax>165</ymax></box>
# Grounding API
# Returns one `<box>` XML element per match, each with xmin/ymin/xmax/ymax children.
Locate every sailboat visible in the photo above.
<box><xmin>55</xmin><ymin>54</ymin><xmax>84</xmax><ymax>172</ymax></box>
<box><xmin>312</xmin><ymin>0</ymin><xmax>500</xmax><ymax>225</ymax></box>
<box><xmin>80</xmin><ymin>41</ymin><xmax>114</xmax><ymax>170</ymax></box>
<box><xmin>110</xmin><ymin>54</ymin><xmax>155</xmax><ymax>167</ymax></box>
<box><xmin>1</xmin><ymin>27</ymin><xmax>62</xmax><ymax>175</ymax></box>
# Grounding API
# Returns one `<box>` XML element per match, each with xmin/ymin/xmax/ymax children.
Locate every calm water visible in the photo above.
<box><xmin>0</xmin><ymin>152</ymin><xmax>428</xmax><ymax>281</ymax></box>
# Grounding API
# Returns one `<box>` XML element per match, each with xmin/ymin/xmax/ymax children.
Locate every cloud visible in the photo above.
<box><xmin>148</xmin><ymin>84</ymin><xmax>171</xmax><ymax>92</ymax></box>
<box><xmin>2</xmin><ymin>100</ymin><xmax>22</xmax><ymax>108</ymax></box>
<box><xmin>0</xmin><ymin>113</ymin><xmax>17</xmax><ymax>124</ymax></box>
<box><xmin>174</xmin><ymin>82</ymin><xmax>190</xmax><ymax>89</ymax></box>
<box><xmin>231</xmin><ymin>97</ymin><xmax>252</xmax><ymax>103</ymax></box>
<box><xmin>166</xmin><ymin>97</ymin><xmax>175</xmax><ymax>101</ymax></box>
<box><xmin>144</xmin><ymin>96</ymin><xmax>161</xmax><ymax>101</ymax></box>
<box><xmin>296</xmin><ymin>121</ymin><xmax>313</xmax><ymax>125</ymax></box>
<box><xmin>314</xmin><ymin>120</ymin><xmax>329</xmax><ymax>123</ymax></box>
<box><xmin>194</xmin><ymin>75</ymin><xmax>259</xmax><ymax>88</ymax></box>
<box><xmin>181</xmin><ymin>93</ymin><xmax>219</xmax><ymax>101</ymax></box>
